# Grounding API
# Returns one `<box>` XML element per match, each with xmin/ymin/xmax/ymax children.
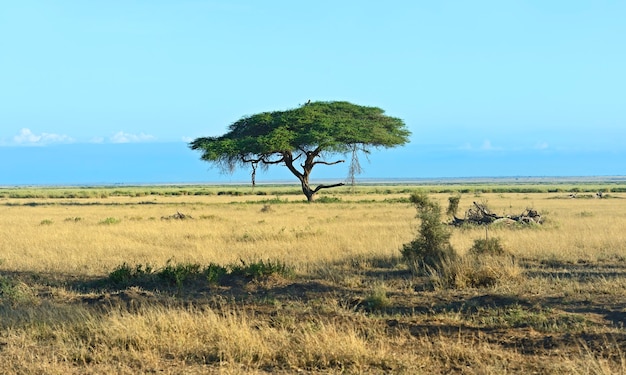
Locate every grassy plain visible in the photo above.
<box><xmin>1</xmin><ymin>183</ymin><xmax>626</xmax><ymax>374</ymax></box>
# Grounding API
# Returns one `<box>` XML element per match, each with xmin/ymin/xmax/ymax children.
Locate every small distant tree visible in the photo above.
<box><xmin>189</xmin><ymin>101</ymin><xmax>410</xmax><ymax>202</ymax></box>
<box><xmin>401</xmin><ymin>192</ymin><xmax>456</xmax><ymax>274</ymax></box>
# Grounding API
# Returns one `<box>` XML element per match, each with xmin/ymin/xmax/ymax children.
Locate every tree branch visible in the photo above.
<box><xmin>313</xmin><ymin>159</ymin><xmax>345</xmax><ymax>166</ymax></box>
<box><xmin>242</xmin><ymin>155</ymin><xmax>285</xmax><ymax>165</ymax></box>
<box><xmin>282</xmin><ymin>151</ymin><xmax>304</xmax><ymax>180</ymax></box>
<box><xmin>313</xmin><ymin>183</ymin><xmax>345</xmax><ymax>193</ymax></box>
<box><xmin>261</xmin><ymin>156</ymin><xmax>285</xmax><ymax>165</ymax></box>
<box><xmin>241</xmin><ymin>156</ymin><xmax>263</xmax><ymax>163</ymax></box>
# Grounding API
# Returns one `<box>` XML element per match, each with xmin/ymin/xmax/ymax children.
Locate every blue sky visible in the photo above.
<box><xmin>1</xmin><ymin>1</ymin><xmax>625</xmax><ymax>183</ymax></box>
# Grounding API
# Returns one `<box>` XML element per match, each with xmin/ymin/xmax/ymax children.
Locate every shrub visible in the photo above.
<box><xmin>157</xmin><ymin>261</ymin><xmax>203</xmax><ymax>287</ymax></box>
<box><xmin>99</xmin><ymin>217</ymin><xmax>121</xmax><ymax>225</ymax></box>
<box><xmin>315</xmin><ymin>196</ymin><xmax>342</xmax><ymax>203</ymax></box>
<box><xmin>106</xmin><ymin>259</ymin><xmax>291</xmax><ymax>291</ymax></box>
<box><xmin>230</xmin><ymin>259</ymin><xmax>294</xmax><ymax>280</ymax></box>
<box><xmin>428</xmin><ymin>254</ymin><xmax>521</xmax><ymax>290</ymax></box>
<box><xmin>0</xmin><ymin>275</ymin><xmax>34</xmax><ymax>305</ymax></box>
<box><xmin>39</xmin><ymin>219</ymin><xmax>53</xmax><ymax>225</ymax></box>
<box><xmin>447</xmin><ymin>195</ymin><xmax>461</xmax><ymax>217</ymax></box>
<box><xmin>205</xmin><ymin>263</ymin><xmax>228</xmax><ymax>284</ymax></box>
<box><xmin>363</xmin><ymin>283</ymin><xmax>391</xmax><ymax>311</ymax></box>
<box><xmin>109</xmin><ymin>263</ymin><xmax>153</xmax><ymax>284</ymax></box>
<box><xmin>469</xmin><ymin>237</ymin><xmax>507</xmax><ymax>256</ymax></box>
<box><xmin>401</xmin><ymin>192</ymin><xmax>457</xmax><ymax>275</ymax></box>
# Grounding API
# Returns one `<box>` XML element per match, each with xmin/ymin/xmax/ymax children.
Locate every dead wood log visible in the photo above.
<box><xmin>161</xmin><ymin>211</ymin><xmax>193</xmax><ymax>220</ymax></box>
<box><xmin>451</xmin><ymin>202</ymin><xmax>542</xmax><ymax>226</ymax></box>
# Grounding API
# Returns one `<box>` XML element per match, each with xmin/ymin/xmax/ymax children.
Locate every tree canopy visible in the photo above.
<box><xmin>189</xmin><ymin>101</ymin><xmax>410</xmax><ymax>201</ymax></box>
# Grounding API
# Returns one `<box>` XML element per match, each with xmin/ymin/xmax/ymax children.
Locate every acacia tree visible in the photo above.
<box><xmin>189</xmin><ymin>101</ymin><xmax>410</xmax><ymax>201</ymax></box>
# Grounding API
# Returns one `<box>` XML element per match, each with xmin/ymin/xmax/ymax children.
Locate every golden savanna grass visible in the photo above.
<box><xmin>1</xmin><ymin>184</ymin><xmax>626</xmax><ymax>374</ymax></box>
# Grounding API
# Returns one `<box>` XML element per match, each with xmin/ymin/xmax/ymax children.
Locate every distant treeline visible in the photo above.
<box><xmin>1</xmin><ymin>183</ymin><xmax>625</xmax><ymax>199</ymax></box>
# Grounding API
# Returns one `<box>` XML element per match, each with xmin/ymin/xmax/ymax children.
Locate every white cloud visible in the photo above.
<box><xmin>535</xmin><ymin>141</ymin><xmax>549</xmax><ymax>150</ymax></box>
<box><xmin>181</xmin><ymin>136</ymin><xmax>193</xmax><ymax>143</ymax></box>
<box><xmin>459</xmin><ymin>140</ymin><xmax>503</xmax><ymax>151</ymax></box>
<box><xmin>110</xmin><ymin>131</ymin><xmax>156</xmax><ymax>143</ymax></box>
<box><xmin>480</xmin><ymin>140</ymin><xmax>503</xmax><ymax>151</ymax></box>
<box><xmin>13</xmin><ymin>128</ymin><xmax>73</xmax><ymax>145</ymax></box>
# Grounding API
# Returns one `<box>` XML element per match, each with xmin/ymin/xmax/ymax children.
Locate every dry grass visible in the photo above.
<box><xmin>1</xmin><ymin>186</ymin><xmax>626</xmax><ymax>373</ymax></box>
<box><xmin>0</xmin><ymin>195</ymin><xmax>415</xmax><ymax>276</ymax></box>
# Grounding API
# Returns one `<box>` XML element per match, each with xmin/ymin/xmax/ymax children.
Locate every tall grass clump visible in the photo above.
<box><xmin>428</xmin><ymin>253</ymin><xmax>521</xmax><ymax>290</ymax></box>
<box><xmin>401</xmin><ymin>192</ymin><xmax>457</xmax><ymax>275</ymax></box>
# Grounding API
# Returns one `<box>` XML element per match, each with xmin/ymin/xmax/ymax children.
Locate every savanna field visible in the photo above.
<box><xmin>1</xmin><ymin>183</ymin><xmax>626</xmax><ymax>374</ymax></box>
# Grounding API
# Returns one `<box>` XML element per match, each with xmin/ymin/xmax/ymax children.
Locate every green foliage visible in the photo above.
<box><xmin>0</xmin><ymin>275</ymin><xmax>18</xmax><ymax>300</ymax></box>
<box><xmin>362</xmin><ymin>283</ymin><xmax>391</xmax><ymax>311</ymax></box>
<box><xmin>106</xmin><ymin>259</ymin><xmax>291</xmax><ymax>290</ymax></box>
<box><xmin>190</xmin><ymin>101</ymin><xmax>409</xmax><ymax>165</ymax></box>
<box><xmin>99</xmin><ymin>217</ymin><xmax>121</xmax><ymax>225</ymax></box>
<box><xmin>446</xmin><ymin>195</ymin><xmax>461</xmax><ymax>217</ymax></box>
<box><xmin>39</xmin><ymin>219</ymin><xmax>53</xmax><ymax>225</ymax></box>
<box><xmin>314</xmin><ymin>196</ymin><xmax>342</xmax><ymax>203</ymax></box>
<box><xmin>0</xmin><ymin>275</ymin><xmax>32</xmax><ymax>305</ymax></box>
<box><xmin>230</xmin><ymin>259</ymin><xmax>295</xmax><ymax>280</ymax></box>
<box><xmin>469</xmin><ymin>237</ymin><xmax>507</xmax><ymax>256</ymax></box>
<box><xmin>109</xmin><ymin>263</ymin><xmax>154</xmax><ymax>284</ymax></box>
<box><xmin>401</xmin><ymin>192</ymin><xmax>456</xmax><ymax>274</ymax></box>
<box><xmin>157</xmin><ymin>261</ymin><xmax>203</xmax><ymax>287</ymax></box>
<box><xmin>205</xmin><ymin>263</ymin><xmax>228</xmax><ymax>284</ymax></box>
<box><xmin>189</xmin><ymin>101</ymin><xmax>410</xmax><ymax>201</ymax></box>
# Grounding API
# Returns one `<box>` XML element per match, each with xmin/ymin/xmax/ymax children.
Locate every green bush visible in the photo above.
<box><xmin>447</xmin><ymin>195</ymin><xmax>461</xmax><ymax>217</ymax></box>
<box><xmin>469</xmin><ymin>237</ymin><xmax>507</xmax><ymax>256</ymax></box>
<box><xmin>401</xmin><ymin>192</ymin><xmax>457</xmax><ymax>275</ymax></box>
<box><xmin>99</xmin><ymin>217</ymin><xmax>121</xmax><ymax>225</ymax></box>
<box><xmin>157</xmin><ymin>261</ymin><xmax>203</xmax><ymax>287</ymax></box>
<box><xmin>109</xmin><ymin>263</ymin><xmax>154</xmax><ymax>284</ymax></box>
<box><xmin>0</xmin><ymin>275</ymin><xmax>33</xmax><ymax>305</ymax></box>
<box><xmin>314</xmin><ymin>196</ymin><xmax>342</xmax><ymax>203</ymax></box>
<box><xmin>363</xmin><ymin>283</ymin><xmax>391</xmax><ymax>311</ymax></box>
<box><xmin>205</xmin><ymin>263</ymin><xmax>228</xmax><ymax>284</ymax></box>
<box><xmin>230</xmin><ymin>259</ymin><xmax>294</xmax><ymax>280</ymax></box>
<box><xmin>106</xmin><ymin>259</ymin><xmax>291</xmax><ymax>290</ymax></box>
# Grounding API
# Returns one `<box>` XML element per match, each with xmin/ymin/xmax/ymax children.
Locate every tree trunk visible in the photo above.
<box><xmin>301</xmin><ymin>179</ymin><xmax>316</xmax><ymax>202</ymax></box>
<box><xmin>282</xmin><ymin>151</ymin><xmax>344</xmax><ymax>202</ymax></box>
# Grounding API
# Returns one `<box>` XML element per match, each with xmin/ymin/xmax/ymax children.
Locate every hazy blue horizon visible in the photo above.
<box><xmin>1</xmin><ymin>142</ymin><xmax>623</xmax><ymax>187</ymax></box>
<box><xmin>2</xmin><ymin>2</ymin><xmax>625</xmax><ymax>184</ymax></box>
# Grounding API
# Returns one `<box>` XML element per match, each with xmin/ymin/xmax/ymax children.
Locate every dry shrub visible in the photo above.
<box><xmin>428</xmin><ymin>254</ymin><xmax>522</xmax><ymax>290</ymax></box>
<box><xmin>468</xmin><ymin>237</ymin><xmax>508</xmax><ymax>256</ymax></box>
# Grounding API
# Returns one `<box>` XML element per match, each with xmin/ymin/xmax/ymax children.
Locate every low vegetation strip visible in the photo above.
<box><xmin>107</xmin><ymin>259</ymin><xmax>294</xmax><ymax>289</ymax></box>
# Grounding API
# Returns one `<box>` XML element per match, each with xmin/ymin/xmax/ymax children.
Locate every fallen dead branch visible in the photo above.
<box><xmin>161</xmin><ymin>211</ymin><xmax>193</xmax><ymax>220</ymax></box>
<box><xmin>451</xmin><ymin>201</ymin><xmax>543</xmax><ymax>226</ymax></box>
